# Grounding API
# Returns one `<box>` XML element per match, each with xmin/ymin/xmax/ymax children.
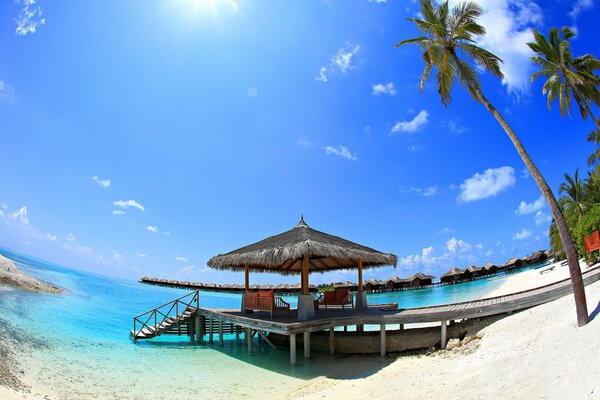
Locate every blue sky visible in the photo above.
<box><xmin>0</xmin><ymin>0</ymin><xmax>598</xmax><ymax>285</ymax></box>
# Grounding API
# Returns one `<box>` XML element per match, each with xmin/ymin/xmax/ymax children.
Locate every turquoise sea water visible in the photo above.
<box><xmin>0</xmin><ymin>246</ymin><xmax>511</xmax><ymax>399</ymax></box>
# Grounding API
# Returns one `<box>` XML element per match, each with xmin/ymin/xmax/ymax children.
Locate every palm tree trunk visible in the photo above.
<box><xmin>474</xmin><ymin>87</ymin><xmax>589</xmax><ymax>326</ymax></box>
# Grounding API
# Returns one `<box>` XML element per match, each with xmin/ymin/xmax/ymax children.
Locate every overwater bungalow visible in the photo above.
<box><xmin>406</xmin><ymin>272</ymin><xmax>434</xmax><ymax>287</ymax></box>
<box><xmin>482</xmin><ymin>262</ymin><xmax>499</xmax><ymax>275</ymax></box>
<box><xmin>504</xmin><ymin>257</ymin><xmax>524</xmax><ymax>270</ymax></box>
<box><xmin>385</xmin><ymin>275</ymin><xmax>409</xmax><ymax>291</ymax></box>
<box><xmin>465</xmin><ymin>265</ymin><xmax>484</xmax><ymax>278</ymax></box>
<box><xmin>440</xmin><ymin>267</ymin><xmax>465</xmax><ymax>283</ymax></box>
<box><xmin>364</xmin><ymin>278</ymin><xmax>386</xmax><ymax>292</ymax></box>
<box><xmin>334</xmin><ymin>281</ymin><xmax>358</xmax><ymax>291</ymax></box>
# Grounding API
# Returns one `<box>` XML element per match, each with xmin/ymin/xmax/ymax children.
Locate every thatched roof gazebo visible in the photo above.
<box><xmin>207</xmin><ymin>216</ymin><xmax>397</xmax><ymax>319</ymax></box>
<box><xmin>440</xmin><ymin>267</ymin><xmax>465</xmax><ymax>283</ymax></box>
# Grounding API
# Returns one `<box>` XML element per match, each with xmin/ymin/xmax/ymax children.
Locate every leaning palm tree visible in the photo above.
<box><xmin>396</xmin><ymin>0</ymin><xmax>589</xmax><ymax>326</ymax></box>
<box><xmin>528</xmin><ymin>27</ymin><xmax>600</xmax><ymax>126</ymax></box>
<box><xmin>559</xmin><ymin>169</ymin><xmax>588</xmax><ymax>219</ymax></box>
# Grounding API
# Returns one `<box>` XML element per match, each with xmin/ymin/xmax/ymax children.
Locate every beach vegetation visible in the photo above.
<box><xmin>397</xmin><ymin>0</ymin><xmax>590</xmax><ymax>326</ymax></box>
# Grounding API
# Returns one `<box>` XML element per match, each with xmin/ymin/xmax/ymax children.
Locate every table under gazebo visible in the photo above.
<box><xmin>207</xmin><ymin>216</ymin><xmax>397</xmax><ymax>321</ymax></box>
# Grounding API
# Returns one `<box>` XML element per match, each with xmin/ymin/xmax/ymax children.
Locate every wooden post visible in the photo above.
<box><xmin>209</xmin><ymin>318</ymin><xmax>214</xmax><ymax>343</ymax></box>
<box><xmin>358</xmin><ymin>259</ymin><xmax>363</xmax><ymax>292</ymax></box>
<box><xmin>399</xmin><ymin>323</ymin><xmax>404</xmax><ymax>331</ymax></box>
<box><xmin>380</xmin><ymin>324</ymin><xmax>386</xmax><ymax>358</ymax></box>
<box><xmin>329</xmin><ymin>327</ymin><xmax>335</xmax><ymax>355</ymax></box>
<box><xmin>244</xmin><ymin>264</ymin><xmax>250</xmax><ymax>293</ymax></box>
<box><xmin>303</xmin><ymin>331</ymin><xmax>311</xmax><ymax>359</ymax></box>
<box><xmin>236</xmin><ymin>326</ymin><xmax>240</xmax><ymax>340</ymax></box>
<box><xmin>246</xmin><ymin>328</ymin><xmax>253</xmax><ymax>354</ymax></box>
<box><xmin>219</xmin><ymin>321</ymin><xmax>224</xmax><ymax>346</ymax></box>
<box><xmin>290</xmin><ymin>334</ymin><xmax>297</xmax><ymax>366</ymax></box>
<box><xmin>441</xmin><ymin>320</ymin><xmax>447</xmax><ymax>350</ymax></box>
<box><xmin>195</xmin><ymin>316</ymin><xmax>202</xmax><ymax>343</ymax></box>
<box><xmin>301</xmin><ymin>254</ymin><xmax>309</xmax><ymax>295</ymax></box>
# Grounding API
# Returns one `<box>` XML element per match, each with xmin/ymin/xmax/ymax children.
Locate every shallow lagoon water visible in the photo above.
<box><xmin>0</xmin><ymin>246</ymin><xmax>512</xmax><ymax>399</ymax></box>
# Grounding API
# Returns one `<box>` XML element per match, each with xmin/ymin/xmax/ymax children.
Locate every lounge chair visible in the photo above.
<box><xmin>242</xmin><ymin>290</ymin><xmax>291</xmax><ymax>319</ymax></box>
<box><xmin>315</xmin><ymin>288</ymin><xmax>354</xmax><ymax>309</ymax></box>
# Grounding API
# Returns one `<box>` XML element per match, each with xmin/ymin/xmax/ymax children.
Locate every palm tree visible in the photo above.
<box><xmin>586</xmin><ymin>127</ymin><xmax>600</xmax><ymax>166</ymax></box>
<box><xmin>396</xmin><ymin>0</ymin><xmax>589</xmax><ymax>326</ymax></box>
<box><xmin>559</xmin><ymin>169</ymin><xmax>588</xmax><ymax>219</ymax></box>
<box><xmin>528</xmin><ymin>27</ymin><xmax>600</xmax><ymax>125</ymax></box>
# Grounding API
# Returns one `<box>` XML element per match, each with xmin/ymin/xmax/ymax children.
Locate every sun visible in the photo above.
<box><xmin>176</xmin><ymin>0</ymin><xmax>238</xmax><ymax>18</ymax></box>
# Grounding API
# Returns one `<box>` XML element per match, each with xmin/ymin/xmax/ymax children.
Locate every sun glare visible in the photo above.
<box><xmin>175</xmin><ymin>0</ymin><xmax>238</xmax><ymax>19</ymax></box>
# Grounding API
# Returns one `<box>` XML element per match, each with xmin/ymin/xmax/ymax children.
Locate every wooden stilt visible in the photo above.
<box><xmin>399</xmin><ymin>323</ymin><xmax>404</xmax><ymax>331</ymax></box>
<box><xmin>257</xmin><ymin>331</ymin><xmax>277</xmax><ymax>350</ymax></box>
<box><xmin>209</xmin><ymin>318</ymin><xmax>214</xmax><ymax>343</ymax></box>
<box><xmin>236</xmin><ymin>326</ymin><xmax>240</xmax><ymax>340</ymax></box>
<box><xmin>246</xmin><ymin>328</ymin><xmax>253</xmax><ymax>354</ymax></box>
<box><xmin>195</xmin><ymin>316</ymin><xmax>202</xmax><ymax>343</ymax></box>
<box><xmin>380</xmin><ymin>323</ymin><xmax>386</xmax><ymax>358</ymax></box>
<box><xmin>219</xmin><ymin>321</ymin><xmax>224</xmax><ymax>346</ymax></box>
<box><xmin>303</xmin><ymin>331</ymin><xmax>310</xmax><ymax>359</ymax></box>
<box><xmin>329</xmin><ymin>326</ymin><xmax>335</xmax><ymax>355</ymax></box>
<box><xmin>441</xmin><ymin>320</ymin><xmax>447</xmax><ymax>350</ymax></box>
<box><xmin>290</xmin><ymin>334</ymin><xmax>297</xmax><ymax>366</ymax></box>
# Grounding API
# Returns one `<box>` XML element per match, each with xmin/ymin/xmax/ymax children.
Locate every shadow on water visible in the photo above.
<box><xmin>135</xmin><ymin>335</ymin><xmax>392</xmax><ymax>380</ymax></box>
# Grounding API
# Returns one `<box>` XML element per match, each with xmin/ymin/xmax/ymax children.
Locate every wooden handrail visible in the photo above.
<box><xmin>132</xmin><ymin>290</ymin><xmax>199</xmax><ymax>339</ymax></box>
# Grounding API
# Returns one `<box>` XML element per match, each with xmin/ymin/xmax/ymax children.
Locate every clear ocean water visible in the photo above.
<box><xmin>0</xmin><ymin>246</ymin><xmax>511</xmax><ymax>399</ymax></box>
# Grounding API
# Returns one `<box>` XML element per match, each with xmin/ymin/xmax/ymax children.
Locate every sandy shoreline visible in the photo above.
<box><xmin>1</xmin><ymin>262</ymin><xmax>599</xmax><ymax>400</ymax></box>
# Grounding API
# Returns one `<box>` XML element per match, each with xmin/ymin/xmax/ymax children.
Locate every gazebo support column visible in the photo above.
<box><xmin>297</xmin><ymin>254</ymin><xmax>315</xmax><ymax>321</ymax></box>
<box><xmin>290</xmin><ymin>334</ymin><xmax>297</xmax><ymax>366</ymax></box>
<box><xmin>356</xmin><ymin>259</ymin><xmax>367</xmax><ymax>310</ymax></box>
<box><xmin>303</xmin><ymin>331</ymin><xmax>311</xmax><ymax>359</ymax></box>
<box><xmin>441</xmin><ymin>320</ymin><xmax>448</xmax><ymax>350</ymax></box>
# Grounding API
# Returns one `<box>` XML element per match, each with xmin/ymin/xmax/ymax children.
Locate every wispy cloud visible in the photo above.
<box><xmin>458</xmin><ymin>166</ymin><xmax>515</xmax><ymax>203</ymax></box>
<box><xmin>391</xmin><ymin>110</ymin><xmax>429</xmax><ymax>134</ymax></box>
<box><xmin>317</xmin><ymin>43</ymin><xmax>360</xmax><ymax>82</ymax></box>
<box><xmin>112</xmin><ymin>210</ymin><xmax>125</xmax><ymax>215</ymax></box>
<box><xmin>137</xmin><ymin>253</ymin><xmax>147</xmax><ymax>258</ymax></box>
<box><xmin>406</xmin><ymin>145</ymin><xmax>422</xmax><ymax>152</ymax></box>
<box><xmin>436</xmin><ymin>227</ymin><xmax>455</xmax><ymax>235</ymax></box>
<box><xmin>297</xmin><ymin>138</ymin><xmax>312</xmax><ymax>149</ymax></box>
<box><xmin>372</xmin><ymin>82</ymin><xmax>397</xmax><ymax>96</ymax></box>
<box><xmin>569</xmin><ymin>0</ymin><xmax>594</xmax><ymax>22</ymax></box>
<box><xmin>92</xmin><ymin>176</ymin><xmax>111</xmax><ymax>188</ymax></box>
<box><xmin>513</xmin><ymin>228</ymin><xmax>532</xmax><ymax>240</ymax></box>
<box><xmin>175</xmin><ymin>255</ymin><xmax>189</xmax><ymax>262</ymax></box>
<box><xmin>113</xmin><ymin>199</ymin><xmax>145</xmax><ymax>212</ymax></box>
<box><xmin>247</xmin><ymin>87</ymin><xmax>258</xmax><ymax>97</ymax></box>
<box><xmin>535</xmin><ymin>210</ymin><xmax>552</xmax><ymax>226</ymax></box>
<box><xmin>443</xmin><ymin>119</ymin><xmax>469</xmax><ymax>135</ymax></box>
<box><xmin>146</xmin><ymin>226</ymin><xmax>159</xmax><ymax>233</ymax></box>
<box><xmin>0</xmin><ymin>81</ymin><xmax>17</xmax><ymax>102</ymax></box>
<box><xmin>399</xmin><ymin>186</ymin><xmax>438</xmax><ymax>197</ymax></box>
<box><xmin>515</xmin><ymin>195</ymin><xmax>546</xmax><ymax>215</ymax></box>
<box><xmin>323</xmin><ymin>145</ymin><xmax>358</xmax><ymax>161</ymax></box>
<box><xmin>45</xmin><ymin>233</ymin><xmax>57</xmax><ymax>241</ymax></box>
<box><xmin>9</xmin><ymin>206</ymin><xmax>29</xmax><ymax>224</ymax></box>
<box><xmin>15</xmin><ymin>0</ymin><xmax>46</xmax><ymax>36</ymax></box>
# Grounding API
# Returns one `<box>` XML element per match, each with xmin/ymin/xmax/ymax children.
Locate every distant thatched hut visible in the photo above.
<box><xmin>440</xmin><ymin>267</ymin><xmax>465</xmax><ymax>283</ymax></box>
<box><xmin>364</xmin><ymin>279</ymin><xmax>385</xmax><ymax>292</ymax></box>
<box><xmin>406</xmin><ymin>272</ymin><xmax>434</xmax><ymax>287</ymax></box>
<box><xmin>482</xmin><ymin>262</ymin><xmax>499</xmax><ymax>275</ymax></box>
<box><xmin>465</xmin><ymin>265</ymin><xmax>484</xmax><ymax>278</ymax></box>
<box><xmin>504</xmin><ymin>257</ymin><xmax>523</xmax><ymax>270</ymax></box>
<box><xmin>385</xmin><ymin>275</ymin><xmax>409</xmax><ymax>291</ymax></box>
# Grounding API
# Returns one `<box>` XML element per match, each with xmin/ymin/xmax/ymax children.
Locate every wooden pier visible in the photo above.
<box><xmin>132</xmin><ymin>265</ymin><xmax>600</xmax><ymax>365</ymax></box>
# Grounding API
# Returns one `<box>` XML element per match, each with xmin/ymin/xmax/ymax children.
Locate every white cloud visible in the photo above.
<box><xmin>447</xmin><ymin>237</ymin><xmax>472</xmax><ymax>254</ymax></box>
<box><xmin>0</xmin><ymin>210</ymin><xmax>3</xmax><ymax>218</ymax></box>
<box><xmin>15</xmin><ymin>0</ymin><xmax>46</xmax><ymax>36</ymax></box>
<box><xmin>372</xmin><ymin>82</ymin><xmax>397</xmax><ymax>96</ymax></box>
<box><xmin>317</xmin><ymin>43</ymin><xmax>360</xmax><ymax>82</ymax></box>
<box><xmin>46</xmin><ymin>233</ymin><xmax>57</xmax><ymax>242</ymax></box>
<box><xmin>111</xmin><ymin>250</ymin><xmax>125</xmax><ymax>265</ymax></box>
<box><xmin>113</xmin><ymin>199</ymin><xmax>145</xmax><ymax>212</ymax></box>
<box><xmin>515</xmin><ymin>195</ymin><xmax>545</xmax><ymax>215</ymax></box>
<box><xmin>9</xmin><ymin>206</ymin><xmax>29</xmax><ymax>224</ymax></box>
<box><xmin>323</xmin><ymin>145</ymin><xmax>358</xmax><ymax>161</ymax></box>
<box><xmin>513</xmin><ymin>228</ymin><xmax>532</xmax><ymax>240</ymax></box>
<box><xmin>316</xmin><ymin>67</ymin><xmax>328</xmax><ymax>82</ymax></box>
<box><xmin>92</xmin><ymin>176</ymin><xmax>111</xmax><ymax>188</ymax></box>
<box><xmin>569</xmin><ymin>0</ymin><xmax>594</xmax><ymax>21</ymax></box>
<box><xmin>146</xmin><ymin>226</ymin><xmax>159</xmax><ymax>233</ymax></box>
<box><xmin>175</xmin><ymin>255</ymin><xmax>189</xmax><ymax>262</ymax></box>
<box><xmin>391</xmin><ymin>110</ymin><xmax>429</xmax><ymax>134</ymax></box>
<box><xmin>399</xmin><ymin>246</ymin><xmax>437</xmax><ymax>268</ymax></box>
<box><xmin>535</xmin><ymin>210</ymin><xmax>552</xmax><ymax>226</ymax></box>
<box><xmin>368</xmin><ymin>0</ymin><xmax>387</xmax><ymax>3</ymax></box>
<box><xmin>446</xmin><ymin>0</ymin><xmax>542</xmax><ymax>94</ymax></box>
<box><xmin>0</xmin><ymin>81</ymin><xmax>17</xmax><ymax>102</ymax></box>
<box><xmin>476</xmin><ymin>243</ymin><xmax>484</xmax><ymax>250</ymax></box>
<box><xmin>400</xmin><ymin>186</ymin><xmax>438</xmax><ymax>197</ymax></box>
<box><xmin>176</xmin><ymin>265</ymin><xmax>196</xmax><ymax>278</ymax></box>
<box><xmin>332</xmin><ymin>43</ymin><xmax>360</xmax><ymax>73</ymax></box>
<box><xmin>406</xmin><ymin>145</ymin><xmax>422</xmax><ymax>152</ymax></box>
<box><xmin>163</xmin><ymin>231</ymin><xmax>171</xmax><ymax>237</ymax></box>
<box><xmin>137</xmin><ymin>253</ymin><xmax>147</xmax><ymax>258</ymax></box>
<box><xmin>520</xmin><ymin>168</ymin><xmax>530</xmax><ymax>179</ymax></box>
<box><xmin>458</xmin><ymin>166</ymin><xmax>515</xmax><ymax>203</ymax></box>
<box><xmin>247</xmin><ymin>87</ymin><xmax>258</xmax><ymax>97</ymax></box>
<box><xmin>436</xmin><ymin>227</ymin><xmax>454</xmax><ymax>235</ymax></box>
<box><xmin>66</xmin><ymin>233</ymin><xmax>76</xmax><ymax>242</ymax></box>
<box><xmin>112</xmin><ymin>210</ymin><xmax>125</xmax><ymax>215</ymax></box>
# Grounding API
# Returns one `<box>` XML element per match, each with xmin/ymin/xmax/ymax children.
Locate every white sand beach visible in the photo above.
<box><xmin>286</xmin><ymin>262</ymin><xmax>600</xmax><ymax>400</ymax></box>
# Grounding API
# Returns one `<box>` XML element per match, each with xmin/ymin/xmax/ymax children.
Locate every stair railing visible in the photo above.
<box><xmin>132</xmin><ymin>289</ymin><xmax>200</xmax><ymax>339</ymax></box>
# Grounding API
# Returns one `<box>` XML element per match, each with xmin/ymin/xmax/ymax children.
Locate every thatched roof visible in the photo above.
<box><xmin>465</xmin><ymin>265</ymin><xmax>483</xmax><ymax>273</ymax></box>
<box><xmin>207</xmin><ymin>217</ymin><xmax>397</xmax><ymax>275</ymax></box>
<box><xmin>441</xmin><ymin>267</ymin><xmax>464</xmax><ymax>278</ymax></box>
<box><xmin>407</xmin><ymin>272</ymin><xmax>435</xmax><ymax>281</ymax></box>
<box><xmin>386</xmin><ymin>275</ymin><xmax>407</xmax><ymax>284</ymax></box>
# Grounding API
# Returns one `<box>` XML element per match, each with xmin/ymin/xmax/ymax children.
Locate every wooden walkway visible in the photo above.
<box><xmin>133</xmin><ymin>265</ymin><xmax>600</xmax><ymax>365</ymax></box>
